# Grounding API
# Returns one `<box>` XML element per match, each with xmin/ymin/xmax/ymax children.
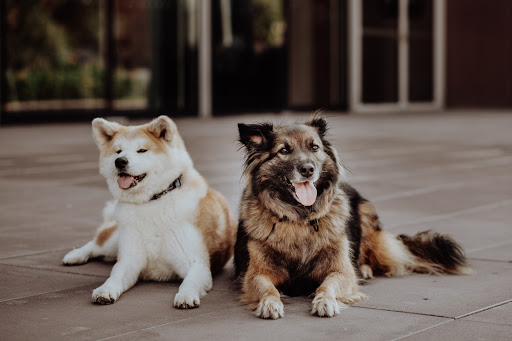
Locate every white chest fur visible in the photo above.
<box><xmin>114</xmin><ymin>189</ymin><xmax>208</xmax><ymax>282</ymax></box>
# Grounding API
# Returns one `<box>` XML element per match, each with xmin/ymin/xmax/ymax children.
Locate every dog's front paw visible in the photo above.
<box><xmin>174</xmin><ymin>290</ymin><xmax>200</xmax><ymax>309</ymax></box>
<box><xmin>311</xmin><ymin>293</ymin><xmax>346</xmax><ymax>317</ymax></box>
<box><xmin>92</xmin><ymin>284</ymin><xmax>122</xmax><ymax>304</ymax></box>
<box><xmin>62</xmin><ymin>248</ymin><xmax>89</xmax><ymax>265</ymax></box>
<box><xmin>255</xmin><ymin>296</ymin><xmax>284</xmax><ymax>319</ymax></box>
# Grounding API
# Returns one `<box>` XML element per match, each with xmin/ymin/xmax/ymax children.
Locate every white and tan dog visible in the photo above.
<box><xmin>63</xmin><ymin>115</ymin><xmax>236</xmax><ymax>309</ymax></box>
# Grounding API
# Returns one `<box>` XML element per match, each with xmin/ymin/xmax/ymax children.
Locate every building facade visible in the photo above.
<box><xmin>1</xmin><ymin>0</ymin><xmax>511</xmax><ymax>123</ymax></box>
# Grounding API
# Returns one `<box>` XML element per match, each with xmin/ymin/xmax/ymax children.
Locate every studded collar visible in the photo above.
<box><xmin>150</xmin><ymin>175</ymin><xmax>182</xmax><ymax>201</ymax></box>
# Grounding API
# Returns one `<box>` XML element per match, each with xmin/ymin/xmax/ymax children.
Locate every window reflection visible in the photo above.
<box><xmin>5</xmin><ymin>0</ymin><xmax>105</xmax><ymax>111</ymax></box>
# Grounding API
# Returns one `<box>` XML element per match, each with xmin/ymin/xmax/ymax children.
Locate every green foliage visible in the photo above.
<box><xmin>7</xmin><ymin>66</ymin><xmax>147</xmax><ymax>102</ymax></box>
<box><xmin>7</xmin><ymin>66</ymin><xmax>98</xmax><ymax>101</ymax></box>
<box><xmin>5</xmin><ymin>1</ymin><xmax>146</xmax><ymax>102</ymax></box>
<box><xmin>7</xmin><ymin>0</ymin><xmax>72</xmax><ymax>70</ymax></box>
<box><xmin>252</xmin><ymin>0</ymin><xmax>285</xmax><ymax>46</ymax></box>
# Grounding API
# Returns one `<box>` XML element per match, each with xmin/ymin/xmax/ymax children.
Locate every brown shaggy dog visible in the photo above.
<box><xmin>234</xmin><ymin>114</ymin><xmax>471</xmax><ymax>319</ymax></box>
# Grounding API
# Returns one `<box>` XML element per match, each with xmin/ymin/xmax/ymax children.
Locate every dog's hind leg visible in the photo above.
<box><xmin>62</xmin><ymin>222</ymin><xmax>118</xmax><ymax>265</ymax></box>
<box><xmin>63</xmin><ymin>200</ymin><xmax>118</xmax><ymax>265</ymax></box>
<box><xmin>356</xmin><ymin>200</ymin><xmax>414</xmax><ymax>278</ymax></box>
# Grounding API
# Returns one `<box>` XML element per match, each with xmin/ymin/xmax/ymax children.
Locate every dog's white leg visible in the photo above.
<box><xmin>62</xmin><ymin>222</ymin><xmax>118</xmax><ymax>265</ymax></box>
<box><xmin>174</xmin><ymin>262</ymin><xmax>212</xmax><ymax>309</ymax></box>
<box><xmin>92</xmin><ymin>251</ymin><xmax>144</xmax><ymax>304</ymax></box>
<box><xmin>62</xmin><ymin>240</ymin><xmax>96</xmax><ymax>265</ymax></box>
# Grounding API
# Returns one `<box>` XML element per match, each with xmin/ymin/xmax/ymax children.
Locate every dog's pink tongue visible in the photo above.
<box><xmin>293</xmin><ymin>182</ymin><xmax>317</xmax><ymax>206</ymax></box>
<box><xmin>118</xmin><ymin>175</ymin><xmax>134</xmax><ymax>189</ymax></box>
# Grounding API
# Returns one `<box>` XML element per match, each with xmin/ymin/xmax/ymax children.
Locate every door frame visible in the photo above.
<box><xmin>348</xmin><ymin>0</ymin><xmax>445</xmax><ymax>113</ymax></box>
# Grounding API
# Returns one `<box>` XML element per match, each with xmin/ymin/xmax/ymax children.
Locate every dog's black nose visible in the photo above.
<box><xmin>299</xmin><ymin>163</ymin><xmax>315</xmax><ymax>178</ymax></box>
<box><xmin>115</xmin><ymin>157</ymin><xmax>128</xmax><ymax>170</ymax></box>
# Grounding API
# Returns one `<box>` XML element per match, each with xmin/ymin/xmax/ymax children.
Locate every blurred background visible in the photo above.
<box><xmin>0</xmin><ymin>0</ymin><xmax>511</xmax><ymax>123</ymax></box>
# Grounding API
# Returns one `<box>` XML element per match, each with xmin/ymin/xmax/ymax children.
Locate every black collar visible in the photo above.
<box><xmin>151</xmin><ymin>175</ymin><xmax>182</xmax><ymax>201</ymax></box>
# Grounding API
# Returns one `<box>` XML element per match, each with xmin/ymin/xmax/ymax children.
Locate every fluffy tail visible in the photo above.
<box><xmin>358</xmin><ymin>228</ymin><xmax>472</xmax><ymax>279</ymax></box>
<box><xmin>356</xmin><ymin>200</ymin><xmax>472</xmax><ymax>279</ymax></box>
<box><xmin>397</xmin><ymin>230</ymin><xmax>472</xmax><ymax>275</ymax></box>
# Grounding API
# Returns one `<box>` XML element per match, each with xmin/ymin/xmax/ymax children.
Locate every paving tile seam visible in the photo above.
<box><xmin>349</xmin><ymin>155</ymin><xmax>512</xmax><ymax>183</ymax></box>
<box><xmin>341</xmin><ymin>146</ymin><xmax>512</xmax><ymax>172</ymax></box>
<box><xmin>0</xmin><ymin>262</ymin><xmax>108</xmax><ymax>279</ymax></box>
<box><xmin>390</xmin><ymin>320</ymin><xmax>454</xmax><ymax>341</ymax></box>
<box><xmin>455</xmin><ymin>299</ymin><xmax>512</xmax><ymax>320</ymax></box>
<box><xmin>0</xmin><ymin>258</ymin><xmax>237</xmax><ymax>294</ymax></box>
<box><xmin>0</xmin><ymin>283</ymin><xmax>102</xmax><ymax>305</ymax></box>
<box><xmin>339</xmin><ymin>141</ymin><xmax>502</xmax><ymax>158</ymax></box>
<box><xmin>371</xmin><ymin>181</ymin><xmax>467</xmax><ymax>203</ymax></box>
<box><xmin>459</xmin><ymin>319</ymin><xmax>512</xmax><ymax>328</ymax></box>
<box><xmin>387</xmin><ymin>198</ymin><xmax>512</xmax><ymax>230</ymax></box>
<box><xmin>352</xmin><ymin>305</ymin><xmax>453</xmax><ymax>320</ymax></box>
<box><xmin>396</xmin><ymin>302</ymin><xmax>512</xmax><ymax>341</ymax></box>
<box><xmin>467</xmin><ymin>240</ymin><xmax>512</xmax><ymax>254</ymax></box>
<box><xmin>0</xmin><ymin>248</ymin><xmax>73</xmax><ymax>261</ymax></box>
<box><xmin>94</xmin><ymin>306</ymin><xmax>239</xmax><ymax>341</ymax></box>
<box><xmin>467</xmin><ymin>257</ymin><xmax>512</xmax><ymax>264</ymax></box>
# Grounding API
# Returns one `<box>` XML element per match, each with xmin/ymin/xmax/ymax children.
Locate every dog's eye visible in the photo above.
<box><xmin>311</xmin><ymin>145</ymin><xmax>319</xmax><ymax>152</ymax></box>
<box><xmin>137</xmin><ymin>149</ymin><xmax>147</xmax><ymax>153</ymax></box>
<box><xmin>279</xmin><ymin>147</ymin><xmax>290</xmax><ymax>155</ymax></box>
<box><xmin>116</xmin><ymin>150</ymin><xmax>122</xmax><ymax>154</ymax></box>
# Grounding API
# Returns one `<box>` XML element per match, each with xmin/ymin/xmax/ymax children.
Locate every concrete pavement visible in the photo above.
<box><xmin>1</xmin><ymin>111</ymin><xmax>511</xmax><ymax>340</ymax></box>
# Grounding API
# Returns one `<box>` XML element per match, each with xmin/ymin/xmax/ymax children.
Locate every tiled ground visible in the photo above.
<box><xmin>1</xmin><ymin>111</ymin><xmax>511</xmax><ymax>340</ymax></box>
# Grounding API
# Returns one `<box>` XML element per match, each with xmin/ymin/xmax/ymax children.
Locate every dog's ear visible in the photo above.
<box><xmin>92</xmin><ymin>118</ymin><xmax>123</xmax><ymax>149</ymax></box>
<box><xmin>147</xmin><ymin>115</ymin><xmax>176</xmax><ymax>142</ymax></box>
<box><xmin>238</xmin><ymin>123</ymin><xmax>274</xmax><ymax>151</ymax></box>
<box><xmin>306</xmin><ymin>110</ymin><xmax>328</xmax><ymax>138</ymax></box>
<box><xmin>306</xmin><ymin>111</ymin><xmax>346</xmax><ymax>177</ymax></box>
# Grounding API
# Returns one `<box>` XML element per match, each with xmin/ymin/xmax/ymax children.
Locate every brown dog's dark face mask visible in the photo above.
<box><xmin>238</xmin><ymin>116</ymin><xmax>342</xmax><ymax>218</ymax></box>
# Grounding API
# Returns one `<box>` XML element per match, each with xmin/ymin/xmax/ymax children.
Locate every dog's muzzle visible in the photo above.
<box><xmin>115</xmin><ymin>157</ymin><xmax>128</xmax><ymax>170</ymax></box>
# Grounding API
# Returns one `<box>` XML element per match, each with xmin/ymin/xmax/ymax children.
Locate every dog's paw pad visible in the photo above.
<box><xmin>174</xmin><ymin>291</ymin><xmax>200</xmax><ymax>309</ymax></box>
<box><xmin>62</xmin><ymin>249</ymin><xmax>89</xmax><ymax>265</ymax></box>
<box><xmin>94</xmin><ymin>296</ymin><xmax>116</xmax><ymax>305</ymax></box>
<box><xmin>311</xmin><ymin>294</ymin><xmax>346</xmax><ymax>317</ymax></box>
<box><xmin>92</xmin><ymin>285</ymin><xmax>120</xmax><ymax>305</ymax></box>
<box><xmin>255</xmin><ymin>296</ymin><xmax>284</xmax><ymax>319</ymax></box>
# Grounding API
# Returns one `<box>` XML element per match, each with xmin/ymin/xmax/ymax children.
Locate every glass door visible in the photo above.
<box><xmin>349</xmin><ymin>0</ymin><xmax>445</xmax><ymax>112</ymax></box>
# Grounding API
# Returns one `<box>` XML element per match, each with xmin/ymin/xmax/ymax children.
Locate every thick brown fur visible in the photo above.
<box><xmin>235</xmin><ymin>113</ymin><xmax>471</xmax><ymax>319</ymax></box>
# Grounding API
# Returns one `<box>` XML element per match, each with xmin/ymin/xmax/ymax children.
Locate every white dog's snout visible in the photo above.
<box><xmin>115</xmin><ymin>157</ymin><xmax>129</xmax><ymax>170</ymax></box>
